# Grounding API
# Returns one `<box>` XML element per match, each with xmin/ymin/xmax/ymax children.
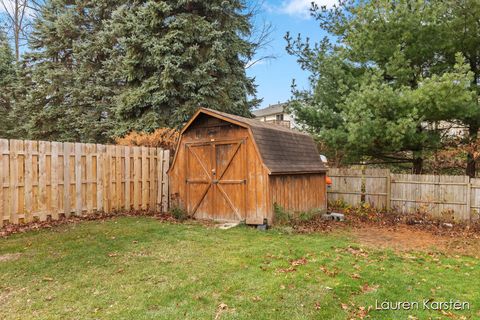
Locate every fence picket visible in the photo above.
<box><xmin>0</xmin><ymin>139</ymin><xmax>6</xmax><ymax>226</ymax></box>
<box><xmin>141</xmin><ymin>147</ymin><xmax>148</xmax><ymax>210</ymax></box>
<box><xmin>162</xmin><ymin>150</ymin><xmax>169</xmax><ymax>212</ymax></box>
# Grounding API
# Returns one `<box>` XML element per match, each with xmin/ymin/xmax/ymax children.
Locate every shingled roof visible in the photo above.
<box><xmin>252</xmin><ymin>103</ymin><xmax>287</xmax><ymax>117</ymax></box>
<box><xmin>189</xmin><ymin>108</ymin><xmax>327</xmax><ymax>174</ymax></box>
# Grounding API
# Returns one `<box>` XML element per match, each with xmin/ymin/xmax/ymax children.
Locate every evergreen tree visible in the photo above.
<box><xmin>18</xmin><ymin>0</ymin><xmax>121</xmax><ymax>143</ymax></box>
<box><xmin>109</xmin><ymin>0</ymin><xmax>257</xmax><ymax>135</ymax></box>
<box><xmin>287</xmin><ymin>0</ymin><xmax>480</xmax><ymax>174</ymax></box>
<box><xmin>18</xmin><ymin>0</ymin><xmax>258</xmax><ymax>142</ymax></box>
<box><xmin>0</xmin><ymin>29</ymin><xmax>16</xmax><ymax>138</ymax></box>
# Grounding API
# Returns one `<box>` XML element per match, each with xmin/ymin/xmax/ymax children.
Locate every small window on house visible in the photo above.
<box><xmin>276</xmin><ymin>114</ymin><xmax>284</xmax><ymax>121</ymax></box>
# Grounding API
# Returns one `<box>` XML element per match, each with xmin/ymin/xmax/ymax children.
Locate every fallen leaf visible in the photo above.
<box><xmin>42</xmin><ymin>277</ymin><xmax>53</xmax><ymax>282</ymax></box>
<box><xmin>290</xmin><ymin>257</ymin><xmax>308</xmax><ymax>267</ymax></box>
<box><xmin>320</xmin><ymin>265</ymin><xmax>339</xmax><ymax>277</ymax></box>
<box><xmin>278</xmin><ymin>267</ymin><xmax>296</xmax><ymax>273</ymax></box>
<box><xmin>360</xmin><ymin>283</ymin><xmax>379</xmax><ymax>293</ymax></box>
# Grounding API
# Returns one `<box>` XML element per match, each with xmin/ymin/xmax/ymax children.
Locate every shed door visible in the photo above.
<box><xmin>186</xmin><ymin>139</ymin><xmax>246</xmax><ymax>221</ymax></box>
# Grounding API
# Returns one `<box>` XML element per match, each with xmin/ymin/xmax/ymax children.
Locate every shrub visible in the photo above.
<box><xmin>273</xmin><ymin>203</ymin><xmax>293</xmax><ymax>225</ymax></box>
<box><xmin>274</xmin><ymin>204</ymin><xmax>323</xmax><ymax>225</ymax></box>
<box><xmin>170</xmin><ymin>206</ymin><xmax>188</xmax><ymax>221</ymax></box>
<box><xmin>115</xmin><ymin>127</ymin><xmax>180</xmax><ymax>151</ymax></box>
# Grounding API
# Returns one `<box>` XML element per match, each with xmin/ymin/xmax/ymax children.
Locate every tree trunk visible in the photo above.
<box><xmin>466</xmin><ymin>124</ymin><xmax>479</xmax><ymax>178</ymax></box>
<box><xmin>412</xmin><ymin>156</ymin><xmax>423</xmax><ymax>174</ymax></box>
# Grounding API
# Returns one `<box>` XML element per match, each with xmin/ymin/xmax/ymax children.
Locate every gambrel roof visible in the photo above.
<box><xmin>178</xmin><ymin>108</ymin><xmax>327</xmax><ymax>174</ymax></box>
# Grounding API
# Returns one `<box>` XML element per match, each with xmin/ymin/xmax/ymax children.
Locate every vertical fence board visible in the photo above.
<box><xmin>470</xmin><ymin>178</ymin><xmax>480</xmax><ymax>220</ymax></box>
<box><xmin>86</xmin><ymin>144</ymin><xmax>94</xmax><ymax>214</ymax></box>
<box><xmin>133</xmin><ymin>147</ymin><xmax>141</xmax><ymax>210</ymax></box>
<box><xmin>51</xmin><ymin>142</ymin><xmax>60</xmax><ymax>220</ymax></box>
<box><xmin>0</xmin><ymin>139</ymin><xmax>6</xmax><ymax>226</ymax></box>
<box><xmin>115</xmin><ymin>146</ymin><xmax>121</xmax><ymax>211</ymax></box>
<box><xmin>63</xmin><ymin>143</ymin><xmax>72</xmax><ymax>217</ymax></box>
<box><xmin>9</xmin><ymin>140</ymin><xmax>19</xmax><ymax>223</ymax></box>
<box><xmin>162</xmin><ymin>150</ymin><xmax>169</xmax><ymax>212</ymax></box>
<box><xmin>141</xmin><ymin>147</ymin><xmax>148</xmax><ymax>210</ymax></box>
<box><xmin>149</xmin><ymin>148</ymin><xmax>155</xmax><ymax>210</ymax></box>
<box><xmin>157</xmin><ymin>148</ymin><xmax>164</xmax><ymax>211</ymax></box>
<box><xmin>74</xmin><ymin>143</ymin><xmax>82</xmax><ymax>215</ymax></box>
<box><xmin>38</xmin><ymin>141</ymin><xmax>48</xmax><ymax>221</ymax></box>
<box><xmin>24</xmin><ymin>140</ymin><xmax>34</xmax><ymax>222</ymax></box>
<box><xmin>124</xmin><ymin>146</ymin><xmax>130</xmax><ymax>210</ymax></box>
<box><xmin>96</xmin><ymin>144</ymin><xmax>104</xmax><ymax>212</ymax></box>
<box><xmin>104</xmin><ymin>145</ymin><xmax>112</xmax><ymax>213</ymax></box>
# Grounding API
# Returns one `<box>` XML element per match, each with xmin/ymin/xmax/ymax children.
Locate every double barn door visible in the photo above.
<box><xmin>185</xmin><ymin>139</ymin><xmax>247</xmax><ymax>221</ymax></box>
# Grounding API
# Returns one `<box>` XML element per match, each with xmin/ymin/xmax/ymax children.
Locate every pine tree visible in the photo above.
<box><xmin>0</xmin><ymin>29</ymin><xmax>16</xmax><ymax>138</ymax></box>
<box><xmin>109</xmin><ymin>0</ymin><xmax>257</xmax><ymax>136</ymax></box>
<box><xmin>287</xmin><ymin>0</ymin><xmax>480</xmax><ymax>174</ymax></box>
<box><xmin>18</xmin><ymin>0</ymin><xmax>258</xmax><ymax>142</ymax></box>
<box><xmin>17</xmin><ymin>0</ymin><xmax>122</xmax><ymax>143</ymax></box>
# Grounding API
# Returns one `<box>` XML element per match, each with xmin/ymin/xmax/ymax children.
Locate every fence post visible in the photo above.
<box><xmin>386</xmin><ymin>171</ymin><xmax>391</xmax><ymax>211</ymax></box>
<box><xmin>467</xmin><ymin>178</ymin><xmax>472</xmax><ymax>222</ymax></box>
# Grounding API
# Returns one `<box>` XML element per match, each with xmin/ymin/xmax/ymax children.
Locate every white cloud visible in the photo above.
<box><xmin>272</xmin><ymin>0</ymin><xmax>337</xmax><ymax>19</ymax></box>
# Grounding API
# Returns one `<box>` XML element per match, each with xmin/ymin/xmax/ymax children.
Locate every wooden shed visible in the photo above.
<box><xmin>169</xmin><ymin>108</ymin><xmax>327</xmax><ymax>225</ymax></box>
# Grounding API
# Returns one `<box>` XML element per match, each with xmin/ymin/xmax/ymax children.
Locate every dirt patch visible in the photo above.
<box><xmin>350</xmin><ymin>225</ymin><xmax>480</xmax><ymax>256</ymax></box>
<box><xmin>0</xmin><ymin>253</ymin><xmax>22</xmax><ymax>262</ymax></box>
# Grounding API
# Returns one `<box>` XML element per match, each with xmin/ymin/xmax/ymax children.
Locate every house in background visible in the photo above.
<box><xmin>252</xmin><ymin>103</ymin><xmax>295</xmax><ymax>128</ymax></box>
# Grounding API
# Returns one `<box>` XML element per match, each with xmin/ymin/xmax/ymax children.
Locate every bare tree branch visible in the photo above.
<box><xmin>0</xmin><ymin>0</ymin><xmax>42</xmax><ymax>60</ymax></box>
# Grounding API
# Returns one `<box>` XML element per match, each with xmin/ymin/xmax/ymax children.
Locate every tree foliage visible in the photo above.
<box><xmin>110</xmin><ymin>0</ymin><xmax>257</xmax><ymax>136</ymax></box>
<box><xmin>115</xmin><ymin>127</ymin><xmax>179</xmax><ymax>151</ymax></box>
<box><xmin>0</xmin><ymin>29</ymin><xmax>16</xmax><ymax>138</ymax></box>
<box><xmin>287</xmin><ymin>0</ymin><xmax>480</xmax><ymax>175</ymax></box>
<box><xmin>7</xmin><ymin>0</ymin><xmax>258</xmax><ymax>143</ymax></box>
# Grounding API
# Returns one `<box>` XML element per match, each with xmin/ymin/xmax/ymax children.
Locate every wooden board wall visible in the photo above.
<box><xmin>269</xmin><ymin>173</ymin><xmax>326</xmax><ymax>218</ymax></box>
<box><xmin>0</xmin><ymin>139</ymin><xmax>170</xmax><ymax>226</ymax></box>
<box><xmin>169</xmin><ymin>116</ymin><xmax>269</xmax><ymax>224</ymax></box>
<box><xmin>327</xmin><ymin>168</ymin><xmax>363</xmax><ymax>206</ymax></box>
<box><xmin>390</xmin><ymin>174</ymin><xmax>470</xmax><ymax>220</ymax></box>
<box><xmin>327</xmin><ymin>168</ymin><xmax>480</xmax><ymax>221</ymax></box>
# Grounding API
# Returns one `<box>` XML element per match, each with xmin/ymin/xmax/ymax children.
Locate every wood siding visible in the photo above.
<box><xmin>169</xmin><ymin>111</ymin><xmax>328</xmax><ymax>225</ymax></box>
<box><xmin>269</xmin><ymin>173</ymin><xmax>327</xmax><ymax>221</ymax></box>
<box><xmin>169</xmin><ymin>115</ymin><xmax>269</xmax><ymax>223</ymax></box>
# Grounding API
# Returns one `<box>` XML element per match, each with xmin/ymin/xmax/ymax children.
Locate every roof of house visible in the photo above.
<box><xmin>252</xmin><ymin>103</ymin><xmax>287</xmax><ymax>117</ymax></box>
<box><xmin>182</xmin><ymin>108</ymin><xmax>326</xmax><ymax>174</ymax></box>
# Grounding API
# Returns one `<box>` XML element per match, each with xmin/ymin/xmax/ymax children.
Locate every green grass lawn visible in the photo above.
<box><xmin>0</xmin><ymin>217</ymin><xmax>478</xmax><ymax>319</ymax></box>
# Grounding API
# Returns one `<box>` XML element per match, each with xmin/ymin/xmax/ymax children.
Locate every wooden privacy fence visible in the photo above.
<box><xmin>0</xmin><ymin>139</ymin><xmax>170</xmax><ymax>226</ymax></box>
<box><xmin>328</xmin><ymin>168</ymin><xmax>480</xmax><ymax>221</ymax></box>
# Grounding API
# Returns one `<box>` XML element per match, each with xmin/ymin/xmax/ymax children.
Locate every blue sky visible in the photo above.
<box><xmin>247</xmin><ymin>0</ymin><xmax>334</xmax><ymax>109</ymax></box>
